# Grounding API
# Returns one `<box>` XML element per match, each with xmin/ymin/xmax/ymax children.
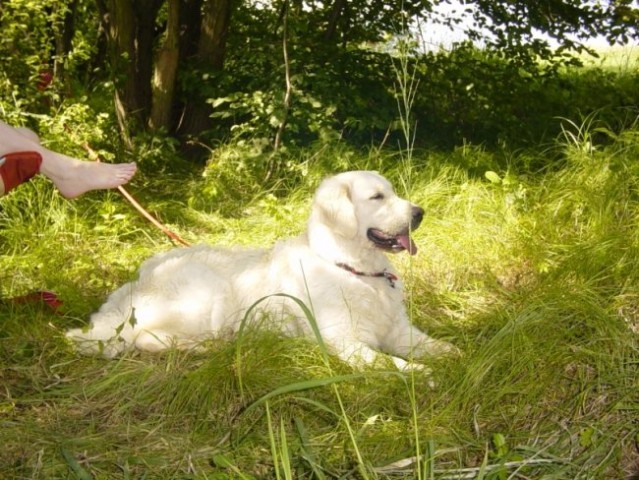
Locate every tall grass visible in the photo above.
<box><xmin>1</xmin><ymin>114</ymin><xmax>639</xmax><ymax>478</ymax></box>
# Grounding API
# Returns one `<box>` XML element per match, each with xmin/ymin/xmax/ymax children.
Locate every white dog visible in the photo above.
<box><xmin>67</xmin><ymin>171</ymin><xmax>454</xmax><ymax>368</ymax></box>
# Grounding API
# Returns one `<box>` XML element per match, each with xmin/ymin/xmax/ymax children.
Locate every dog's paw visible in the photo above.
<box><xmin>391</xmin><ymin>357</ymin><xmax>436</xmax><ymax>387</ymax></box>
<box><xmin>391</xmin><ymin>356</ymin><xmax>431</xmax><ymax>372</ymax></box>
<box><xmin>425</xmin><ymin>338</ymin><xmax>461</xmax><ymax>357</ymax></box>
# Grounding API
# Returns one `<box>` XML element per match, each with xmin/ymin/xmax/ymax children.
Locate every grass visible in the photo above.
<box><xmin>580</xmin><ymin>44</ymin><xmax>639</xmax><ymax>73</ymax></box>
<box><xmin>1</xmin><ymin>119</ymin><xmax>639</xmax><ymax>479</ymax></box>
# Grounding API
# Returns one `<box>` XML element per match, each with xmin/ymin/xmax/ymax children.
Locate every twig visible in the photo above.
<box><xmin>273</xmin><ymin>2</ymin><xmax>292</xmax><ymax>152</ymax></box>
<box><xmin>269</xmin><ymin>0</ymin><xmax>292</xmax><ymax>177</ymax></box>
<box><xmin>77</xmin><ymin>137</ymin><xmax>190</xmax><ymax>247</ymax></box>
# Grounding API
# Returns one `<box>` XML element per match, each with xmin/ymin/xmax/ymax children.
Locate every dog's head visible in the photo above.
<box><xmin>310</xmin><ymin>171</ymin><xmax>424</xmax><ymax>255</ymax></box>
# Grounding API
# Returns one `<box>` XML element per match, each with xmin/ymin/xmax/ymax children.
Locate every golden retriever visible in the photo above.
<box><xmin>67</xmin><ymin>171</ymin><xmax>454</xmax><ymax>368</ymax></box>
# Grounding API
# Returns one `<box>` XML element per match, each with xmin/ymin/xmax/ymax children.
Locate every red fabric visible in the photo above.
<box><xmin>38</xmin><ymin>70</ymin><xmax>54</xmax><ymax>91</ymax></box>
<box><xmin>0</xmin><ymin>151</ymin><xmax>43</xmax><ymax>193</ymax></box>
<box><xmin>10</xmin><ymin>291</ymin><xmax>63</xmax><ymax>313</ymax></box>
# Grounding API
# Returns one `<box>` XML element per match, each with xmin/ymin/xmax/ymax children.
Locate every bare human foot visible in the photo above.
<box><xmin>39</xmin><ymin>152</ymin><xmax>137</xmax><ymax>199</ymax></box>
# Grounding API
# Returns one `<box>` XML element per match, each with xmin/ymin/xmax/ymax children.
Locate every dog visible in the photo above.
<box><xmin>67</xmin><ymin>171</ymin><xmax>454</xmax><ymax>369</ymax></box>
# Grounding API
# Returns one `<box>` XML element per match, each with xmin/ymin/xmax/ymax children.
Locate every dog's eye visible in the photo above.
<box><xmin>370</xmin><ymin>193</ymin><xmax>385</xmax><ymax>201</ymax></box>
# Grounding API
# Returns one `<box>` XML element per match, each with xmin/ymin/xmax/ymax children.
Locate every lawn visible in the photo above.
<box><xmin>1</xmin><ymin>118</ymin><xmax>638</xmax><ymax>478</ymax></box>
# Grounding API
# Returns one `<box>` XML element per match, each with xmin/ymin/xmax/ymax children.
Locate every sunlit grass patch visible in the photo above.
<box><xmin>1</xmin><ymin>121</ymin><xmax>639</xmax><ymax>478</ymax></box>
<box><xmin>580</xmin><ymin>44</ymin><xmax>639</xmax><ymax>73</ymax></box>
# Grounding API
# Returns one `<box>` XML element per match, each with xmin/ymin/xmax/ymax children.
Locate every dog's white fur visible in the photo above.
<box><xmin>67</xmin><ymin>171</ymin><xmax>453</xmax><ymax>368</ymax></box>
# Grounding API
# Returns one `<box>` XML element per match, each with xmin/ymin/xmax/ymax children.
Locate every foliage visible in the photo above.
<box><xmin>411</xmin><ymin>43</ymin><xmax>639</xmax><ymax>148</ymax></box>
<box><xmin>199</xmin><ymin>42</ymin><xmax>639</xmax><ymax>171</ymax></box>
<box><xmin>0</xmin><ymin>0</ymin><xmax>99</xmax><ymax>115</ymax></box>
<box><xmin>0</xmin><ymin>1</ymin><xmax>51</xmax><ymax>117</ymax></box>
<box><xmin>1</xmin><ymin>0</ymin><xmax>638</xmax><ymax>156</ymax></box>
<box><xmin>465</xmin><ymin>0</ymin><xmax>639</xmax><ymax>56</ymax></box>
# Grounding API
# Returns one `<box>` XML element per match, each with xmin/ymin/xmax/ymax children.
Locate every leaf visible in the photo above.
<box><xmin>210</xmin><ymin>96</ymin><xmax>232</xmax><ymax>108</ymax></box>
<box><xmin>212</xmin><ymin>453</ymin><xmax>234</xmax><ymax>468</ymax></box>
<box><xmin>485</xmin><ymin>171</ymin><xmax>502</xmax><ymax>184</ymax></box>
<box><xmin>294</xmin><ymin>417</ymin><xmax>327</xmax><ymax>480</ymax></box>
<box><xmin>492</xmin><ymin>432</ymin><xmax>508</xmax><ymax>457</ymax></box>
<box><xmin>579</xmin><ymin>427</ymin><xmax>595</xmax><ymax>447</ymax></box>
<box><xmin>244</xmin><ymin>373</ymin><xmax>366</xmax><ymax>415</ymax></box>
<box><xmin>60</xmin><ymin>448</ymin><xmax>93</xmax><ymax>480</ymax></box>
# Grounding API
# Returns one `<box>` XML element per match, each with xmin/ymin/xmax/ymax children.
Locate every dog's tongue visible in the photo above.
<box><xmin>397</xmin><ymin>234</ymin><xmax>418</xmax><ymax>255</ymax></box>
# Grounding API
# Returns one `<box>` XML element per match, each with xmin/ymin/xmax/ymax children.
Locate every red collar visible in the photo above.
<box><xmin>335</xmin><ymin>262</ymin><xmax>398</xmax><ymax>288</ymax></box>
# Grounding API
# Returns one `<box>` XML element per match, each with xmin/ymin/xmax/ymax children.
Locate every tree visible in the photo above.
<box><xmin>50</xmin><ymin>0</ymin><xmax>79</xmax><ymax>92</ymax></box>
<box><xmin>1</xmin><ymin>0</ymin><xmax>637</xmax><ymax>151</ymax></box>
<box><xmin>0</xmin><ymin>0</ymin><xmax>84</xmax><ymax>103</ymax></box>
<box><xmin>460</xmin><ymin>0</ymin><xmax>639</xmax><ymax>60</ymax></box>
<box><xmin>178</xmin><ymin>0</ymin><xmax>234</xmax><ymax>140</ymax></box>
<box><xmin>95</xmin><ymin>0</ymin><xmax>162</xmax><ymax>144</ymax></box>
<box><xmin>93</xmin><ymin>0</ymin><xmax>233</xmax><ymax>143</ymax></box>
<box><xmin>150</xmin><ymin>0</ymin><xmax>181</xmax><ymax>132</ymax></box>
<box><xmin>98</xmin><ymin>0</ymin><xmax>638</xmax><ymax>140</ymax></box>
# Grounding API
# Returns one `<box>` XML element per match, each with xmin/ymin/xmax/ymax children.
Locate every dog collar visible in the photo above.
<box><xmin>335</xmin><ymin>262</ymin><xmax>398</xmax><ymax>288</ymax></box>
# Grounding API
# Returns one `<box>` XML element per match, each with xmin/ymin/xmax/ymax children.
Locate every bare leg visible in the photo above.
<box><xmin>14</xmin><ymin>127</ymin><xmax>41</xmax><ymax>143</ymax></box>
<box><xmin>0</xmin><ymin>120</ymin><xmax>136</xmax><ymax>198</ymax></box>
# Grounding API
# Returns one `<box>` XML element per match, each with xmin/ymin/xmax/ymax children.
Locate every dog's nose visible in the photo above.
<box><xmin>411</xmin><ymin>205</ymin><xmax>424</xmax><ymax>229</ymax></box>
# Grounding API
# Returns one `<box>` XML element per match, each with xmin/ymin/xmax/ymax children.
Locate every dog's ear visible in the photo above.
<box><xmin>312</xmin><ymin>174</ymin><xmax>358</xmax><ymax>238</ymax></box>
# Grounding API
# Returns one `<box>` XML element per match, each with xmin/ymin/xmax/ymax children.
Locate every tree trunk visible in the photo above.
<box><xmin>149</xmin><ymin>0</ymin><xmax>180</xmax><ymax>131</ymax></box>
<box><xmin>199</xmin><ymin>0</ymin><xmax>233</xmax><ymax>69</ymax></box>
<box><xmin>96</xmin><ymin>0</ymin><xmax>232</xmax><ymax>148</ymax></box>
<box><xmin>98</xmin><ymin>0</ymin><xmax>162</xmax><ymax>140</ymax></box>
<box><xmin>178</xmin><ymin>0</ymin><xmax>203</xmax><ymax>63</ymax></box>
<box><xmin>103</xmin><ymin>0</ymin><xmax>136</xmax><ymax>136</ymax></box>
<box><xmin>178</xmin><ymin>0</ymin><xmax>233</xmax><ymax>143</ymax></box>
<box><xmin>324</xmin><ymin>0</ymin><xmax>346</xmax><ymax>42</ymax></box>
<box><xmin>53</xmin><ymin>0</ymin><xmax>78</xmax><ymax>94</ymax></box>
<box><xmin>132</xmin><ymin>0</ymin><xmax>162</xmax><ymax>120</ymax></box>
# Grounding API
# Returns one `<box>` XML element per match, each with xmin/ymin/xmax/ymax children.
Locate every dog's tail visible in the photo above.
<box><xmin>66</xmin><ymin>309</ymin><xmax>133</xmax><ymax>358</ymax></box>
<box><xmin>66</xmin><ymin>286</ymin><xmax>137</xmax><ymax>357</ymax></box>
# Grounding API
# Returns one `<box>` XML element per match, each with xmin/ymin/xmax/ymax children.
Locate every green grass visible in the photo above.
<box><xmin>1</xmin><ymin>121</ymin><xmax>639</xmax><ymax>479</ymax></box>
<box><xmin>580</xmin><ymin>45</ymin><xmax>639</xmax><ymax>73</ymax></box>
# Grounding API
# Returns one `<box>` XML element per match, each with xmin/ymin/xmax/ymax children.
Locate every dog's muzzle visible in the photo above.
<box><xmin>367</xmin><ymin>205</ymin><xmax>424</xmax><ymax>256</ymax></box>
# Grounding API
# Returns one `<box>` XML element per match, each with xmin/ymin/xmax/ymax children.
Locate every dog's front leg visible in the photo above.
<box><xmin>324</xmin><ymin>337</ymin><xmax>424</xmax><ymax>371</ymax></box>
<box><xmin>384</xmin><ymin>323</ymin><xmax>457</xmax><ymax>360</ymax></box>
<box><xmin>333</xmin><ymin>340</ymin><xmax>431</xmax><ymax>373</ymax></box>
<box><xmin>332</xmin><ymin>338</ymin><xmax>381</xmax><ymax>366</ymax></box>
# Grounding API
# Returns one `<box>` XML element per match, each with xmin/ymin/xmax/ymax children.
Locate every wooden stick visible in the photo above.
<box><xmin>79</xmin><ymin>140</ymin><xmax>191</xmax><ymax>247</ymax></box>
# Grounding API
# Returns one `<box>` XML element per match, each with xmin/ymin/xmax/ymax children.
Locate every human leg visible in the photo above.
<box><xmin>0</xmin><ymin>120</ymin><xmax>136</xmax><ymax>198</ymax></box>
